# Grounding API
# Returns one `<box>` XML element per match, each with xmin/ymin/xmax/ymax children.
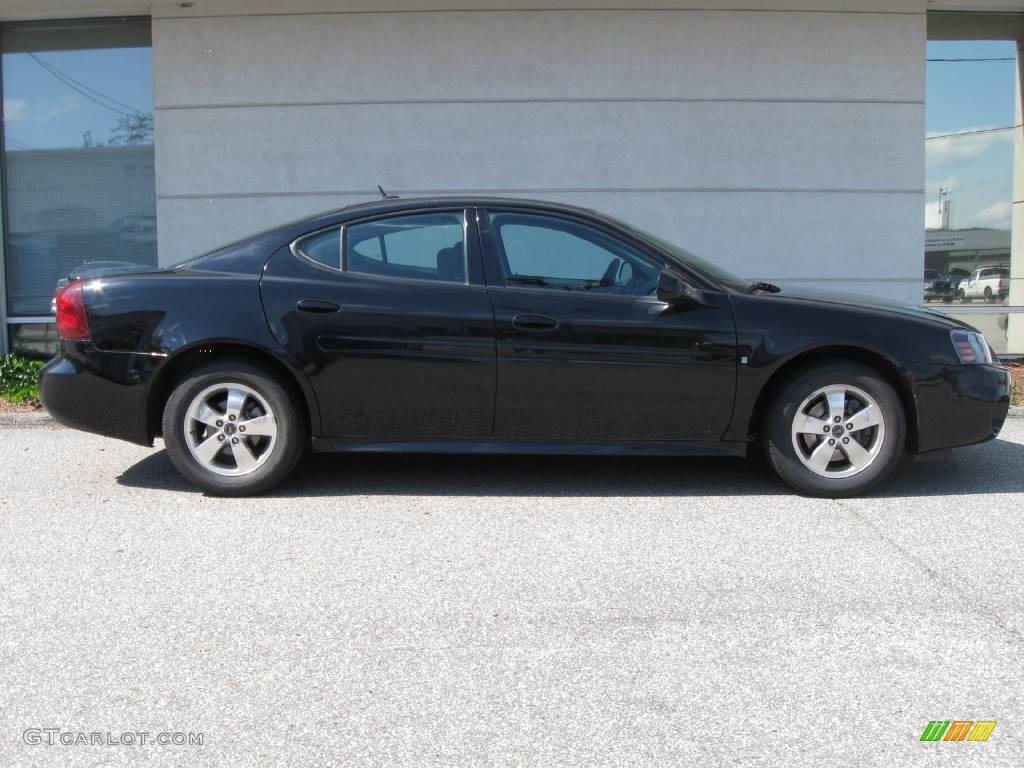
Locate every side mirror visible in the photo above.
<box><xmin>656</xmin><ymin>269</ymin><xmax>705</xmax><ymax>308</ymax></box>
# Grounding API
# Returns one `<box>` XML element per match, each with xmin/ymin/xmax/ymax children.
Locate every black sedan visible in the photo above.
<box><xmin>40</xmin><ymin>197</ymin><xmax>1011</xmax><ymax>497</ymax></box>
<box><xmin>923</xmin><ymin>269</ymin><xmax>954</xmax><ymax>302</ymax></box>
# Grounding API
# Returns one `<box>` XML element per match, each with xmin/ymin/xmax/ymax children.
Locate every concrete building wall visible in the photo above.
<box><xmin>152</xmin><ymin>0</ymin><xmax>926</xmax><ymax>301</ymax></box>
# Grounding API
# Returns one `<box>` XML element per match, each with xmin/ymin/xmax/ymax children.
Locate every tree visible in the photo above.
<box><xmin>108</xmin><ymin>113</ymin><xmax>153</xmax><ymax>146</ymax></box>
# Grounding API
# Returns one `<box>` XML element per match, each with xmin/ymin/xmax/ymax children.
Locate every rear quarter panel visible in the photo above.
<box><xmin>84</xmin><ymin>270</ymin><xmax>272</xmax><ymax>355</ymax></box>
<box><xmin>75</xmin><ymin>266</ymin><xmax>319</xmax><ymax>441</ymax></box>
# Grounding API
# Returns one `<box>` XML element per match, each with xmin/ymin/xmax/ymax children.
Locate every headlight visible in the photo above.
<box><xmin>950</xmin><ymin>330</ymin><xmax>993</xmax><ymax>365</ymax></box>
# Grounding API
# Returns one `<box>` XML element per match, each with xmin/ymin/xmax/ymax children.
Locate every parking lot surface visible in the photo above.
<box><xmin>1</xmin><ymin>417</ymin><xmax>1023</xmax><ymax>767</ymax></box>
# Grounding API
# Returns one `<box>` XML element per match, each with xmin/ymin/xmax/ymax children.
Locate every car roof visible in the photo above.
<box><xmin>298</xmin><ymin>195</ymin><xmax>607</xmax><ymax>231</ymax></box>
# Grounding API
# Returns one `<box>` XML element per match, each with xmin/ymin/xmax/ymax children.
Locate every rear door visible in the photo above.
<box><xmin>477</xmin><ymin>207</ymin><xmax>737</xmax><ymax>442</ymax></box>
<box><xmin>260</xmin><ymin>208</ymin><xmax>496</xmax><ymax>438</ymax></box>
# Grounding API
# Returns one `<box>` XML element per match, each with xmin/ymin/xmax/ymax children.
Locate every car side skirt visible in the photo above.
<box><xmin>311</xmin><ymin>438</ymin><xmax>750</xmax><ymax>457</ymax></box>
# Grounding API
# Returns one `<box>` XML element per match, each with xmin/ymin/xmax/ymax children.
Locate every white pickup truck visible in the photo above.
<box><xmin>957</xmin><ymin>266</ymin><xmax>1009</xmax><ymax>303</ymax></box>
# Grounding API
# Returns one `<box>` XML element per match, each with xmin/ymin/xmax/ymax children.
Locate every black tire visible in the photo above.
<box><xmin>162</xmin><ymin>360</ymin><xmax>306</xmax><ymax>496</ymax></box>
<box><xmin>984</xmin><ymin>286</ymin><xmax>993</xmax><ymax>303</ymax></box>
<box><xmin>958</xmin><ymin>289</ymin><xmax>969</xmax><ymax>304</ymax></box>
<box><xmin>764</xmin><ymin>362</ymin><xmax>905</xmax><ymax>498</ymax></box>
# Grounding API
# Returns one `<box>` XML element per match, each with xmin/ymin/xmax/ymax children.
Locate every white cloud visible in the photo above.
<box><xmin>926</xmin><ymin>127</ymin><xmax>1014</xmax><ymax>229</ymax></box>
<box><xmin>970</xmin><ymin>200</ymin><xmax>1012</xmax><ymax>229</ymax></box>
<box><xmin>926</xmin><ymin>127</ymin><xmax>1014</xmax><ymax>168</ymax></box>
<box><xmin>3</xmin><ymin>97</ymin><xmax>26</xmax><ymax>123</ymax></box>
<box><xmin>3</xmin><ymin>95</ymin><xmax>79</xmax><ymax>126</ymax></box>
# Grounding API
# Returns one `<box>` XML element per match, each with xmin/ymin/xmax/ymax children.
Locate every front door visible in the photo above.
<box><xmin>478</xmin><ymin>208</ymin><xmax>737</xmax><ymax>442</ymax></box>
<box><xmin>260</xmin><ymin>208</ymin><xmax>496</xmax><ymax>438</ymax></box>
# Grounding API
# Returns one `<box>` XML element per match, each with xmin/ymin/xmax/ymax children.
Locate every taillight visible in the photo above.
<box><xmin>55</xmin><ymin>279</ymin><xmax>91</xmax><ymax>341</ymax></box>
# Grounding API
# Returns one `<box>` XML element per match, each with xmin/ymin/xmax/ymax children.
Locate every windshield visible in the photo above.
<box><xmin>609</xmin><ymin>217</ymin><xmax>751</xmax><ymax>291</ymax></box>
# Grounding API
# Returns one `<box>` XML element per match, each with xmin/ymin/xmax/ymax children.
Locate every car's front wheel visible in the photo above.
<box><xmin>162</xmin><ymin>360</ymin><xmax>306</xmax><ymax>496</ymax></box>
<box><xmin>764</xmin><ymin>362</ymin><xmax>905</xmax><ymax>497</ymax></box>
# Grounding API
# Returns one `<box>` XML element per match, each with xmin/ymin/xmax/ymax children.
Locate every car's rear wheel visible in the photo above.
<box><xmin>984</xmin><ymin>286</ymin><xmax>994</xmax><ymax>303</ymax></box>
<box><xmin>958</xmin><ymin>289</ymin><xmax>969</xmax><ymax>303</ymax></box>
<box><xmin>162</xmin><ymin>360</ymin><xmax>305</xmax><ymax>496</ymax></box>
<box><xmin>764</xmin><ymin>363</ymin><xmax>905</xmax><ymax>497</ymax></box>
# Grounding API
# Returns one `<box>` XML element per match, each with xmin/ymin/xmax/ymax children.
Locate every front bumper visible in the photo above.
<box><xmin>923</xmin><ymin>285</ymin><xmax>953</xmax><ymax>300</ymax></box>
<box><xmin>907</xmin><ymin>362</ymin><xmax>1011</xmax><ymax>453</ymax></box>
<box><xmin>39</xmin><ymin>345</ymin><xmax>160</xmax><ymax>446</ymax></box>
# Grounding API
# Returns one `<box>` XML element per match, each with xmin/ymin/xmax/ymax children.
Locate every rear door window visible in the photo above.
<box><xmin>344</xmin><ymin>212</ymin><xmax>467</xmax><ymax>284</ymax></box>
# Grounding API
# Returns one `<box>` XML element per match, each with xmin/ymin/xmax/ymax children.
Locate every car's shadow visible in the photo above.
<box><xmin>117</xmin><ymin>435</ymin><xmax>1024</xmax><ymax>499</ymax></box>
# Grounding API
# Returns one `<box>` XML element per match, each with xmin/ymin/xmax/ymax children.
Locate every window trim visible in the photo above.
<box><xmin>290</xmin><ymin>207</ymin><xmax>472</xmax><ymax>287</ymax></box>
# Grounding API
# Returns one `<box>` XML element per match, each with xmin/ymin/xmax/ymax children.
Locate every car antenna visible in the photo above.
<box><xmin>377</xmin><ymin>185</ymin><xmax>399</xmax><ymax>200</ymax></box>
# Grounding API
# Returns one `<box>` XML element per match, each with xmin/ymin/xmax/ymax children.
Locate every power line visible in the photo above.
<box><xmin>28</xmin><ymin>52</ymin><xmax>147</xmax><ymax>115</ymax></box>
<box><xmin>926</xmin><ymin>124</ymin><xmax>1022</xmax><ymax>141</ymax></box>
<box><xmin>26</xmin><ymin>52</ymin><xmax>149</xmax><ymax>117</ymax></box>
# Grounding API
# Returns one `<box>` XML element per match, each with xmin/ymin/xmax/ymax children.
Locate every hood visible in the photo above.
<box><xmin>769</xmin><ymin>282</ymin><xmax>979</xmax><ymax>332</ymax></box>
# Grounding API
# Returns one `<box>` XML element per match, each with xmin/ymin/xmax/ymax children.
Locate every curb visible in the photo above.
<box><xmin>1010</xmin><ymin>405</ymin><xmax>1024</xmax><ymax>420</ymax></box>
<box><xmin>0</xmin><ymin>410</ymin><xmax>57</xmax><ymax>429</ymax></box>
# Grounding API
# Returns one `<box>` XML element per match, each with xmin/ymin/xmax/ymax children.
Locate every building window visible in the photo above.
<box><xmin>1</xmin><ymin>17</ymin><xmax>155</xmax><ymax>356</ymax></box>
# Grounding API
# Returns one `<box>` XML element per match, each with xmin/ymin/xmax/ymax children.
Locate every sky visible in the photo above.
<box><xmin>1</xmin><ymin>46</ymin><xmax>153</xmax><ymax>151</ymax></box>
<box><xmin>926</xmin><ymin>40</ymin><xmax>1017</xmax><ymax>231</ymax></box>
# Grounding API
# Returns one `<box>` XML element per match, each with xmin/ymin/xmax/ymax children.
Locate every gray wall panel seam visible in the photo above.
<box><xmin>158</xmin><ymin>188</ymin><xmax>927</xmax><ymax>199</ymax></box>
<box><xmin>152</xmin><ymin>8</ymin><xmax>927</xmax><ymax>21</ymax></box>
<box><xmin>154</xmin><ymin>98</ymin><xmax>925</xmax><ymax>110</ymax></box>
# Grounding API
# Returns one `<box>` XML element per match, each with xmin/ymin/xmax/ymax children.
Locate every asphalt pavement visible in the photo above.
<box><xmin>1</xmin><ymin>416</ymin><xmax>1023</xmax><ymax>767</ymax></box>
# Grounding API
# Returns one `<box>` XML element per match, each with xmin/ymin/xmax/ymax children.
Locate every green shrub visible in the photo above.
<box><xmin>0</xmin><ymin>355</ymin><xmax>44</xmax><ymax>404</ymax></box>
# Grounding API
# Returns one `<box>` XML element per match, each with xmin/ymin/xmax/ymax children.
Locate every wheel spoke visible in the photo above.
<box><xmin>192</xmin><ymin>400</ymin><xmax>223</xmax><ymax>428</ymax></box>
<box><xmin>193</xmin><ymin>433</ymin><xmax>225</xmax><ymax>464</ymax></box>
<box><xmin>825</xmin><ymin>389</ymin><xmax>847</xmax><ymax>423</ymax></box>
<box><xmin>806</xmin><ymin>439</ymin><xmax>835</xmax><ymax>474</ymax></box>
<box><xmin>840</xmin><ymin>438</ymin><xmax>871</xmax><ymax>471</ymax></box>
<box><xmin>184</xmin><ymin>382</ymin><xmax>277</xmax><ymax>477</ymax></box>
<box><xmin>224</xmin><ymin>388</ymin><xmax>248</xmax><ymax>421</ymax></box>
<box><xmin>238</xmin><ymin>413</ymin><xmax>276</xmax><ymax>437</ymax></box>
<box><xmin>230</xmin><ymin>439</ymin><xmax>258</xmax><ymax>473</ymax></box>
<box><xmin>846</xmin><ymin>404</ymin><xmax>881</xmax><ymax>433</ymax></box>
<box><xmin>793</xmin><ymin>412</ymin><xmax>829</xmax><ymax>435</ymax></box>
<box><xmin>791</xmin><ymin>383</ymin><xmax>885</xmax><ymax>480</ymax></box>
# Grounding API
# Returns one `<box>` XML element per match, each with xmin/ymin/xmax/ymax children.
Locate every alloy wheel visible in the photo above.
<box><xmin>183</xmin><ymin>382</ymin><xmax>278</xmax><ymax>476</ymax></box>
<box><xmin>790</xmin><ymin>384</ymin><xmax>885</xmax><ymax>479</ymax></box>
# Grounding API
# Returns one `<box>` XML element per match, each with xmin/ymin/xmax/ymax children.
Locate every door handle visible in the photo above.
<box><xmin>512</xmin><ymin>313</ymin><xmax>559</xmax><ymax>331</ymax></box>
<box><xmin>297</xmin><ymin>299</ymin><xmax>341</xmax><ymax>314</ymax></box>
